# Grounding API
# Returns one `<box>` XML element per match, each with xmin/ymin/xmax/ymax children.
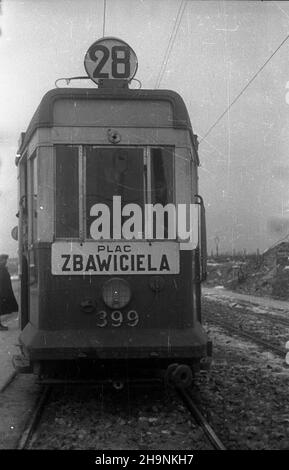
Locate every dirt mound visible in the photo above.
<box><xmin>205</xmin><ymin>251</ymin><xmax>289</xmax><ymax>300</ymax></box>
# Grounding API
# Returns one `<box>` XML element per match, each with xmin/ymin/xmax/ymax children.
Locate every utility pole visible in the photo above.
<box><xmin>214</xmin><ymin>236</ymin><xmax>220</xmax><ymax>258</ymax></box>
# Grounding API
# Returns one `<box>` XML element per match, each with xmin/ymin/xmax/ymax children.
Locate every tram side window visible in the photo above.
<box><xmin>55</xmin><ymin>146</ymin><xmax>79</xmax><ymax>238</ymax></box>
<box><xmin>150</xmin><ymin>148</ymin><xmax>174</xmax><ymax>205</ymax></box>
<box><xmin>31</xmin><ymin>155</ymin><xmax>38</xmax><ymax>243</ymax></box>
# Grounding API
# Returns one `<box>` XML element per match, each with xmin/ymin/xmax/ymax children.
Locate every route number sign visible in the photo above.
<box><xmin>84</xmin><ymin>37</ymin><xmax>138</xmax><ymax>85</ymax></box>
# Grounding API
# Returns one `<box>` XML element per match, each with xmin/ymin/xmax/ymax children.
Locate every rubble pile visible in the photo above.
<box><xmin>206</xmin><ymin>242</ymin><xmax>289</xmax><ymax>300</ymax></box>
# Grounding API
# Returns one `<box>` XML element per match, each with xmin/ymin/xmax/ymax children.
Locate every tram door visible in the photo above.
<box><xmin>19</xmin><ymin>151</ymin><xmax>39</xmax><ymax>330</ymax></box>
<box><xmin>19</xmin><ymin>154</ymin><xmax>29</xmax><ymax>330</ymax></box>
<box><xmin>27</xmin><ymin>152</ymin><xmax>38</xmax><ymax>327</ymax></box>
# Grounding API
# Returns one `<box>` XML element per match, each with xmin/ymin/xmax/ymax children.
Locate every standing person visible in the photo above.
<box><xmin>0</xmin><ymin>254</ymin><xmax>18</xmax><ymax>331</ymax></box>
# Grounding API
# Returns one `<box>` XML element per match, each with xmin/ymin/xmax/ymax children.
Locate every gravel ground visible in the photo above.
<box><xmin>0</xmin><ymin>374</ymin><xmax>40</xmax><ymax>449</ymax></box>
<box><xmin>203</xmin><ymin>297</ymin><xmax>289</xmax><ymax>351</ymax></box>
<box><xmin>30</xmin><ymin>384</ymin><xmax>213</xmax><ymax>450</ymax></box>
<box><xmin>5</xmin><ymin>288</ymin><xmax>288</xmax><ymax>450</ymax></box>
<box><xmin>195</xmin><ymin>297</ymin><xmax>289</xmax><ymax>450</ymax></box>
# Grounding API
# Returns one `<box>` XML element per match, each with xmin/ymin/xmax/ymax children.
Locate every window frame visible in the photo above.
<box><xmin>54</xmin><ymin>144</ymin><xmax>80</xmax><ymax>240</ymax></box>
<box><xmin>28</xmin><ymin>149</ymin><xmax>38</xmax><ymax>246</ymax></box>
<box><xmin>54</xmin><ymin>144</ymin><xmax>175</xmax><ymax>241</ymax></box>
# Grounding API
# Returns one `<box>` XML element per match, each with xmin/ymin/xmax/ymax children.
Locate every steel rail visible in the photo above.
<box><xmin>177</xmin><ymin>386</ymin><xmax>226</xmax><ymax>450</ymax></box>
<box><xmin>232</xmin><ymin>308</ymin><xmax>289</xmax><ymax>328</ymax></box>
<box><xmin>0</xmin><ymin>370</ymin><xmax>18</xmax><ymax>393</ymax></box>
<box><xmin>17</xmin><ymin>385</ymin><xmax>51</xmax><ymax>449</ymax></box>
<box><xmin>204</xmin><ymin>297</ymin><xmax>289</xmax><ymax>328</ymax></box>
<box><xmin>205</xmin><ymin>317</ymin><xmax>286</xmax><ymax>358</ymax></box>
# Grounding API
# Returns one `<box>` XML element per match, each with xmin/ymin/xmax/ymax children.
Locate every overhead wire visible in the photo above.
<box><xmin>200</xmin><ymin>31</ymin><xmax>289</xmax><ymax>143</ymax></box>
<box><xmin>155</xmin><ymin>0</ymin><xmax>186</xmax><ymax>89</ymax></box>
<box><xmin>102</xmin><ymin>0</ymin><xmax>106</xmax><ymax>37</ymax></box>
<box><xmin>155</xmin><ymin>0</ymin><xmax>186</xmax><ymax>88</ymax></box>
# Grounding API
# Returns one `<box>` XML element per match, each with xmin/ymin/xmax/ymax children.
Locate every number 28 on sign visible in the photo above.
<box><xmin>84</xmin><ymin>37</ymin><xmax>138</xmax><ymax>85</ymax></box>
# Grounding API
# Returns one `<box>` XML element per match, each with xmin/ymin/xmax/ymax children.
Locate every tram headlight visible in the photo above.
<box><xmin>102</xmin><ymin>278</ymin><xmax>131</xmax><ymax>309</ymax></box>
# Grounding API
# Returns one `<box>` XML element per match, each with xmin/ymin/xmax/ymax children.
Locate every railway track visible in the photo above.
<box><xmin>176</xmin><ymin>386</ymin><xmax>226</xmax><ymax>450</ymax></box>
<box><xmin>205</xmin><ymin>316</ymin><xmax>286</xmax><ymax>358</ymax></box>
<box><xmin>238</xmin><ymin>308</ymin><xmax>289</xmax><ymax>328</ymax></box>
<box><xmin>204</xmin><ymin>295</ymin><xmax>289</xmax><ymax>328</ymax></box>
<box><xmin>17</xmin><ymin>385</ymin><xmax>51</xmax><ymax>449</ymax></box>
<box><xmin>13</xmin><ymin>374</ymin><xmax>226</xmax><ymax>450</ymax></box>
<box><xmin>165</xmin><ymin>363</ymin><xmax>226</xmax><ymax>450</ymax></box>
<box><xmin>0</xmin><ymin>370</ymin><xmax>18</xmax><ymax>393</ymax></box>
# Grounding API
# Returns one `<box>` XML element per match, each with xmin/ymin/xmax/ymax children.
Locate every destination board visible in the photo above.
<box><xmin>51</xmin><ymin>241</ymin><xmax>180</xmax><ymax>275</ymax></box>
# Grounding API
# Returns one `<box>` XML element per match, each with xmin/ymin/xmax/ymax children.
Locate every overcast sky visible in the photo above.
<box><xmin>1</xmin><ymin>0</ymin><xmax>289</xmax><ymax>256</ymax></box>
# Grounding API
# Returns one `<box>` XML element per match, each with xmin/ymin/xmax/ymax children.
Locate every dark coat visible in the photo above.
<box><xmin>0</xmin><ymin>265</ymin><xmax>18</xmax><ymax>314</ymax></box>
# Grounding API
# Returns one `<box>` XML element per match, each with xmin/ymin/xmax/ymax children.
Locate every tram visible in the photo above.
<box><xmin>14</xmin><ymin>38</ymin><xmax>211</xmax><ymax>383</ymax></box>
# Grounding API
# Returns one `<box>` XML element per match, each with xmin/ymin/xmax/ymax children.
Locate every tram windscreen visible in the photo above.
<box><xmin>55</xmin><ymin>146</ymin><xmax>174</xmax><ymax>240</ymax></box>
<box><xmin>55</xmin><ymin>146</ymin><xmax>79</xmax><ymax>238</ymax></box>
<box><xmin>86</xmin><ymin>147</ymin><xmax>144</xmax><ymax>238</ymax></box>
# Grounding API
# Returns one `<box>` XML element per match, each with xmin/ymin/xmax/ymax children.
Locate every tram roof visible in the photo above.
<box><xmin>18</xmin><ymin>88</ymin><xmax>199</xmax><ymax>161</ymax></box>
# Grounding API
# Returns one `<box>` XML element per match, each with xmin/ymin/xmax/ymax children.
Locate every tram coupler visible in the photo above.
<box><xmin>164</xmin><ymin>363</ymin><xmax>193</xmax><ymax>389</ymax></box>
<box><xmin>112</xmin><ymin>380</ymin><xmax>125</xmax><ymax>390</ymax></box>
